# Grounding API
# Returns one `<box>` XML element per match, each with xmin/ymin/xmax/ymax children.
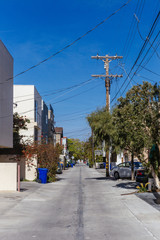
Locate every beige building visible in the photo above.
<box><xmin>55</xmin><ymin>127</ymin><xmax>63</xmax><ymax>145</ymax></box>
<box><xmin>0</xmin><ymin>40</ymin><xmax>13</xmax><ymax>148</ymax></box>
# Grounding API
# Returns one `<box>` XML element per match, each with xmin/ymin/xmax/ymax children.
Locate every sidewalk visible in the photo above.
<box><xmin>95</xmin><ymin>166</ymin><xmax>160</xmax><ymax>211</ymax></box>
<box><xmin>93</xmin><ymin>166</ymin><xmax>160</xmax><ymax>240</ymax></box>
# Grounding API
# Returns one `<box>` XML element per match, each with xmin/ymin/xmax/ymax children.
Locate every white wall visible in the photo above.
<box><xmin>25</xmin><ymin>156</ymin><xmax>37</xmax><ymax>181</ymax></box>
<box><xmin>0</xmin><ymin>163</ymin><xmax>17</xmax><ymax>191</ymax></box>
<box><xmin>117</xmin><ymin>152</ymin><xmax>124</xmax><ymax>165</ymax></box>
<box><xmin>0</xmin><ymin>155</ymin><xmax>25</xmax><ymax>180</ymax></box>
<box><xmin>0</xmin><ymin>155</ymin><xmax>37</xmax><ymax>181</ymax></box>
<box><xmin>0</xmin><ymin>41</ymin><xmax>13</xmax><ymax>148</ymax></box>
<box><xmin>14</xmin><ymin>85</ymin><xmax>42</xmax><ymax>143</ymax></box>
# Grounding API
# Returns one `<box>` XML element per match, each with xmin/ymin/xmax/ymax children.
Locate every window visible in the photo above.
<box><xmin>125</xmin><ymin>162</ymin><xmax>130</xmax><ymax>168</ymax></box>
<box><xmin>118</xmin><ymin>163</ymin><xmax>125</xmax><ymax>168</ymax></box>
<box><xmin>134</xmin><ymin>162</ymin><xmax>143</xmax><ymax>168</ymax></box>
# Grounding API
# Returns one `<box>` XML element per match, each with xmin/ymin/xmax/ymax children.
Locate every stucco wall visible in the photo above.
<box><xmin>13</xmin><ymin>85</ymin><xmax>42</xmax><ymax>143</ymax></box>
<box><xmin>25</xmin><ymin>156</ymin><xmax>37</xmax><ymax>181</ymax></box>
<box><xmin>0</xmin><ymin>41</ymin><xmax>13</xmax><ymax>148</ymax></box>
<box><xmin>0</xmin><ymin>163</ymin><xmax>17</xmax><ymax>191</ymax></box>
<box><xmin>56</xmin><ymin>134</ymin><xmax>61</xmax><ymax>145</ymax></box>
<box><xmin>0</xmin><ymin>155</ymin><xmax>37</xmax><ymax>181</ymax></box>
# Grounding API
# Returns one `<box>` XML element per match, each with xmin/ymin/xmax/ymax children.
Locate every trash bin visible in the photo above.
<box><xmin>38</xmin><ymin>168</ymin><xmax>48</xmax><ymax>184</ymax></box>
<box><xmin>71</xmin><ymin>163</ymin><xmax>73</xmax><ymax>168</ymax></box>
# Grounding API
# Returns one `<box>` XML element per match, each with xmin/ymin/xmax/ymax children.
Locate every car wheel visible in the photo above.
<box><xmin>114</xmin><ymin>172</ymin><xmax>119</xmax><ymax>180</ymax></box>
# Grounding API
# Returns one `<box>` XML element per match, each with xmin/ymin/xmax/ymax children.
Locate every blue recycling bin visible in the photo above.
<box><xmin>71</xmin><ymin>163</ymin><xmax>73</xmax><ymax>168</ymax></box>
<box><xmin>103</xmin><ymin>162</ymin><xmax>106</xmax><ymax>168</ymax></box>
<box><xmin>38</xmin><ymin>168</ymin><xmax>48</xmax><ymax>184</ymax></box>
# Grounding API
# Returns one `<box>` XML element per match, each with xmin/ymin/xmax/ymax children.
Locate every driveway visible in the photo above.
<box><xmin>0</xmin><ymin>164</ymin><xmax>160</xmax><ymax>240</ymax></box>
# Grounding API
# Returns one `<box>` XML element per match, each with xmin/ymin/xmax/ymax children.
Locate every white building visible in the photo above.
<box><xmin>0</xmin><ymin>40</ymin><xmax>13</xmax><ymax>148</ymax></box>
<box><xmin>13</xmin><ymin>85</ymin><xmax>42</xmax><ymax>181</ymax></box>
<box><xmin>13</xmin><ymin>85</ymin><xmax>42</xmax><ymax>143</ymax></box>
<box><xmin>62</xmin><ymin>137</ymin><xmax>67</xmax><ymax>156</ymax></box>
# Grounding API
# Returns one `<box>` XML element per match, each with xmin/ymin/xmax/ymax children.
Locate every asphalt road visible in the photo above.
<box><xmin>0</xmin><ymin>163</ymin><xmax>160</xmax><ymax>240</ymax></box>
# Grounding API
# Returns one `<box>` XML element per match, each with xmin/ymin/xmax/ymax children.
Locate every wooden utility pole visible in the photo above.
<box><xmin>91</xmin><ymin>128</ymin><xmax>95</xmax><ymax>168</ymax></box>
<box><xmin>91</xmin><ymin>54</ymin><xmax>123</xmax><ymax>177</ymax></box>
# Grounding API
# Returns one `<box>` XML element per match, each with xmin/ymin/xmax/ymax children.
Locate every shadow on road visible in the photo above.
<box><xmin>114</xmin><ymin>181</ymin><xmax>138</xmax><ymax>190</ymax></box>
<box><xmin>56</xmin><ymin>177</ymin><xmax>66</xmax><ymax>182</ymax></box>
<box><xmin>153</xmin><ymin>192</ymin><xmax>160</xmax><ymax>204</ymax></box>
<box><xmin>20</xmin><ymin>188</ymin><xmax>28</xmax><ymax>192</ymax></box>
<box><xmin>84</xmin><ymin>177</ymin><xmax>116</xmax><ymax>181</ymax></box>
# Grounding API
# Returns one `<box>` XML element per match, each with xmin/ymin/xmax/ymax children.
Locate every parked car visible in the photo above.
<box><xmin>95</xmin><ymin>162</ymin><xmax>105</xmax><ymax>169</ymax></box>
<box><xmin>136</xmin><ymin>169</ymin><xmax>148</xmax><ymax>183</ymax></box>
<box><xmin>56</xmin><ymin>162</ymin><xmax>62</xmax><ymax>174</ymax></box>
<box><xmin>110</xmin><ymin>161</ymin><xmax>144</xmax><ymax>180</ymax></box>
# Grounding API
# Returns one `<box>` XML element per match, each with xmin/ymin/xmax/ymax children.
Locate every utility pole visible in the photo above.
<box><xmin>91</xmin><ymin>54</ymin><xmax>123</xmax><ymax>177</ymax></box>
<box><xmin>91</xmin><ymin>128</ymin><xmax>95</xmax><ymax>168</ymax></box>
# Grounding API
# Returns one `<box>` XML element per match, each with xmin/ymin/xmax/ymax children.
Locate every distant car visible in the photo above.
<box><xmin>110</xmin><ymin>161</ymin><xmax>144</xmax><ymax>180</ymax></box>
<box><xmin>56</xmin><ymin>162</ymin><xmax>62</xmax><ymax>174</ymax></box>
<box><xmin>136</xmin><ymin>169</ymin><xmax>148</xmax><ymax>183</ymax></box>
<box><xmin>95</xmin><ymin>162</ymin><xmax>105</xmax><ymax>169</ymax></box>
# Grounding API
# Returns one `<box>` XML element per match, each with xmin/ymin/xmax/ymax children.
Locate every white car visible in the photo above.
<box><xmin>110</xmin><ymin>161</ymin><xmax>144</xmax><ymax>180</ymax></box>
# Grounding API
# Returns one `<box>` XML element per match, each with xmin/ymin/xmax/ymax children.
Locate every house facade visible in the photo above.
<box><xmin>13</xmin><ymin>85</ymin><xmax>42</xmax><ymax>143</ymax></box>
<box><xmin>54</xmin><ymin>127</ymin><xmax>63</xmax><ymax>145</ymax></box>
<box><xmin>0</xmin><ymin>40</ymin><xmax>13</xmax><ymax>148</ymax></box>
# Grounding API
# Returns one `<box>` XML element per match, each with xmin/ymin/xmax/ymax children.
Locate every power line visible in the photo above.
<box><xmin>139</xmin><ymin>39</ymin><xmax>160</xmax><ymax>67</ymax></box>
<box><xmin>135</xmin><ymin>74</ymin><xmax>159</xmax><ymax>83</ymax></box>
<box><xmin>122</xmin><ymin>0</ymin><xmax>140</xmax><ymax>59</ymax></box>
<box><xmin>137</xmin><ymin>64</ymin><xmax>160</xmax><ymax>77</ymax></box>
<box><xmin>64</xmin><ymin>127</ymin><xmax>90</xmax><ymax>135</ymax></box>
<box><xmin>0</xmin><ymin>0</ymin><xmax>132</xmax><ymax>85</ymax></box>
<box><xmin>50</xmin><ymin>82</ymin><xmax>103</xmax><ymax>105</ymax></box>
<box><xmin>68</xmin><ymin>132</ymin><xmax>91</xmax><ymax>139</ymax></box>
<box><xmin>56</xmin><ymin>115</ymin><xmax>86</xmax><ymax>123</ymax></box>
<box><xmin>2</xmin><ymin>81</ymin><xmax>102</xmax><ymax>119</ymax></box>
<box><xmin>57</xmin><ymin>107</ymin><xmax>95</xmax><ymax>118</ymax></box>
<box><xmin>135</xmin><ymin>12</ymin><xmax>160</xmax><ymax>60</ymax></box>
<box><xmin>117</xmin><ymin>31</ymin><xmax>160</xmax><ymax>100</ymax></box>
<box><xmin>14</xmin><ymin>78</ymin><xmax>97</xmax><ymax>104</ymax></box>
<box><xmin>111</xmin><ymin>11</ymin><xmax>160</xmax><ymax>104</ymax></box>
<box><xmin>135</xmin><ymin>30</ymin><xmax>160</xmax><ymax>73</ymax></box>
<box><xmin>45</xmin><ymin>77</ymin><xmax>99</xmax><ymax>103</ymax></box>
<box><xmin>123</xmin><ymin>0</ymin><xmax>145</xmax><ymax>62</ymax></box>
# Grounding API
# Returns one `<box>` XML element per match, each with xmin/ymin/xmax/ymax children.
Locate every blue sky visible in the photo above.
<box><xmin>1</xmin><ymin>0</ymin><xmax>160</xmax><ymax>140</ymax></box>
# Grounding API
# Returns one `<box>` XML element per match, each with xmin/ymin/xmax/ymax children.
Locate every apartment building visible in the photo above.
<box><xmin>13</xmin><ymin>85</ymin><xmax>42</xmax><ymax>143</ymax></box>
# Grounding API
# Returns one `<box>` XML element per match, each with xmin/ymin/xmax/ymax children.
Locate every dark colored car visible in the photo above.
<box><xmin>136</xmin><ymin>169</ymin><xmax>148</xmax><ymax>183</ymax></box>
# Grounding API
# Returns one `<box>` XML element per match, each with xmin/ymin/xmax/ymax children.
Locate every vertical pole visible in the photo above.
<box><xmin>18</xmin><ymin>164</ymin><xmax>20</xmax><ymax>192</ymax></box>
<box><xmin>105</xmin><ymin>58</ymin><xmax>110</xmax><ymax>177</ymax></box>
<box><xmin>131</xmin><ymin>152</ymin><xmax>134</xmax><ymax>181</ymax></box>
<box><xmin>91</xmin><ymin>129</ymin><xmax>95</xmax><ymax>168</ymax></box>
<box><xmin>91</xmin><ymin>54</ymin><xmax>123</xmax><ymax>177</ymax></box>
